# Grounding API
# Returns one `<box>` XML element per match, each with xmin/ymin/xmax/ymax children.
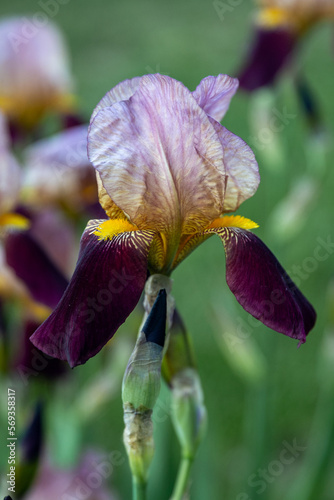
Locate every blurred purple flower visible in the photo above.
<box><xmin>0</xmin><ymin>112</ymin><xmax>25</xmax><ymax>228</ymax></box>
<box><xmin>0</xmin><ymin>17</ymin><xmax>74</xmax><ymax>131</ymax></box>
<box><xmin>238</xmin><ymin>0</ymin><xmax>334</xmax><ymax>90</ymax></box>
<box><xmin>24</xmin><ymin>451</ymin><xmax>119</xmax><ymax>500</ymax></box>
<box><xmin>0</xmin><ymin>112</ymin><xmax>69</xmax><ymax>378</ymax></box>
<box><xmin>22</xmin><ymin>125</ymin><xmax>99</xmax><ymax>215</ymax></box>
<box><xmin>31</xmin><ymin>74</ymin><xmax>315</xmax><ymax>367</ymax></box>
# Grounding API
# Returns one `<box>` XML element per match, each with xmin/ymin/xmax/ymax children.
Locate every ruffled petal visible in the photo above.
<box><xmin>5</xmin><ymin>231</ymin><xmax>68</xmax><ymax>309</ymax></box>
<box><xmin>209</xmin><ymin>119</ymin><xmax>260</xmax><ymax>212</ymax></box>
<box><xmin>171</xmin><ymin>215</ymin><xmax>258</xmax><ymax>270</ymax></box>
<box><xmin>238</xmin><ymin>28</ymin><xmax>296</xmax><ymax>91</ymax></box>
<box><xmin>88</xmin><ymin>74</ymin><xmax>226</xmax><ymax>235</ymax></box>
<box><xmin>30</xmin><ymin>220</ymin><xmax>155</xmax><ymax>367</ymax></box>
<box><xmin>95</xmin><ymin>172</ymin><xmax>127</xmax><ymax>220</ymax></box>
<box><xmin>207</xmin><ymin>226</ymin><xmax>316</xmax><ymax>341</ymax></box>
<box><xmin>91</xmin><ymin>76</ymin><xmax>142</xmax><ymax>121</ymax></box>
<box><xmin>192</xmin><ymin>74</ymin><xmax>239</xmax><ymax>122</ymax></box>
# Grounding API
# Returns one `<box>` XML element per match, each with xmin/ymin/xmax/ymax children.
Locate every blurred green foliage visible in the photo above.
<box><xmin>1</xmin><ymin>0</ymin><xmax>334</xmax><ymax>499</ymax></box>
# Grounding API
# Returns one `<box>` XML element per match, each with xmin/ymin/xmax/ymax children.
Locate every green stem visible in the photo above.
<box><xmin>133</xmin><ymin>477</ymin><xmax>147</xmax><ymax>500</ymax></box>
<box><xmin>170</xmin><ymin>456</ymin><xmax>193</xmax><ymax>500</ymax></box>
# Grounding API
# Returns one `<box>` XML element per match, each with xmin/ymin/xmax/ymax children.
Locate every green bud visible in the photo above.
<box><xmin>143</xmin><ymin>274</ymin><xmax>174</xmax><ymax>333</ymax></box>
<box><xmin>122</xmin><ymin>334</ymin><xmax>163</xmax><ymax>410</ymax></box>
<box><xmin>123</xmin><ymin>403</ymin><xmax>154</xmax><ymax>484</ymax></box>
<box><xmin>122</xmin><ymin>288</ymin><xmax>167</xmax><ymax>486</ymax></box>
<box><xmin>162</xmin><ymin>309</ymin><xmax>196</xmax><ymax>385</ymax></box>
<box><xmin>122</xmin><ymin>289</ymin><xmax>166</xmax><ymax>410</ymax></box>
<box><xmin>171</xmin><ymin>368</ymin><xmax>207</xmax><ymax>460</ymax></box>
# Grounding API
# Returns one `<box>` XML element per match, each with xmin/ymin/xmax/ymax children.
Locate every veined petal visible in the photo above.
<box><xmin>207</xmin><ymin>226</ymin><xmax>316</xmax><ymax>341</ymax></box>
<box><xmin>30</xmin><ymin>220</ymin><xmax>155</xmax><ymax>367</ymax></box>
<box><xmin>210</xmin><ymin>119</ymin><xmax>260</xmax><ymax>212</ymax></box>
<box><xmin>192</xmin><ymin>74</ymin><xmax>239</xmax><ymax>122</ymax></box>
<box><xmin>91</xmin><ymin>76</ymin><xmax>142</xmax><ymax>121</ymax></box>
<box><xmin>96</xmin><ymin>172</ymin><xmax>128</xmax><ymax>220</ymax></box>
<box><xmin>88</xmin><ymin>74</ymin><xmax>226</xmax><ymax>235</ymax></box>
<box><xmin>171</xmin><ymin>215</ymin><xmax>258</xmax><ymax>270</ymax></box>
<box><xmin>171</xmin><ymin>232</ymin><xmax>213</xmax><ymax>271</ymax></box>
<box><xmin>207</xmin><ymin>215</ymin><xmax>259</xmax><ymax>230</ymax></box>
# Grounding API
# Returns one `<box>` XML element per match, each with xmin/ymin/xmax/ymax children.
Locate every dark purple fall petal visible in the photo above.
<box><xmin>4</xmin><ymin>232</ymin><xmax>68</xmax><ymax>309</ymax></box>
<box><xmin>238</xmin><ymin>28</ymin><xmax>296</xmax><ymax>91</ymax></box>
<box><xmin>212</xmin><ymin>227</ymin><xmax>316</xmax><ymax>341</ymax></box>
<box><xmin>30</xmin><ymin>221</ymin><xmax>155</xmax><ymax>367</ymax></box>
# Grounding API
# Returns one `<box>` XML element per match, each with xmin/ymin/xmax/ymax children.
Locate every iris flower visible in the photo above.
<box><xmin>0</xmin><ymin>17</ymin><xmax>73</xmax><ymax>131</ymax></box>
<box><xmin>31</xmin><ymin>74</ymin><xmax>316</xmax><ymax>367</ymax></box>
<box><xmin>238</xmin><ymin>0</ymin><xmax>334</xmax><ymax>90</ymax></box>
<box><xmin>0</xmin><ymin>112</ymin><xmax>68</xmax><ymax>316</ymax></box>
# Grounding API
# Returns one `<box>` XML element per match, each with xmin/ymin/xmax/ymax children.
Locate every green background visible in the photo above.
<box><xmin>1</xmin><ymin>0</ymin><xmax>334</xmax><ymax>499</ymax></box>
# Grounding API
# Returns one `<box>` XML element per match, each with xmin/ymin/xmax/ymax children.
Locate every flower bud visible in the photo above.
<box><xmin>122</xmin><ymin>289</ymin><xmax>166</xmax><ymax>484</ymax></box>
<box><xmin>122</xmin><ymin>289</ymin><xmax>166</xmax><ymax>410</ymax></box>
<box><xmin>162</xmin><ymin>308</ymin><xmax>195</xmax><ymax>385</ymax></box>
<box><xmin>171</xmin><ymin>368</ymin><xmax>207</xmax><ymax>460</ymax></box>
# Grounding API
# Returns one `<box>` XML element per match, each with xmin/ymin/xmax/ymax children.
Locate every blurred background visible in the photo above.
<box><xmin>1</xmin><ymin>0</ymin><xmax>334</xmax><ymax>499</ymax></box>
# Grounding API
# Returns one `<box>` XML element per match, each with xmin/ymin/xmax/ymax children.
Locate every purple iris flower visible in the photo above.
<box><xmin>30</xmin><ymin>74</ymin><xmax>316</xmax><ymax>367</ymax></box>
<box><xmin>238</xmin><ymin>0</ymin><xmax>334</xmax><ymax>91</ymax></box>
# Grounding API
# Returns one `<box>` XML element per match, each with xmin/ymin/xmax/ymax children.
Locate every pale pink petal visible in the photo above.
<box><xmin>23</xmin><ymin>125</ymin><xmax>97</xmax><ymax>210</ymax></box>
<box><xmin>210</xmin><ymin>119</ymin><xmax>260</xmax><ymax>212</ymax></box>
<box><xmin>192</xmin><ymin>74</ymin><xmax>239</xmax><ymax>122</ymax></box>
<box><xmin>88</xmin><ymin>74</ymin><xmax>226</xmax><ymax>235</ymax></box>
<box><xmin>30</xmin><ymin>210</ymin><xmax>77</xmax><ymax>277</ymax></box>
<box><xmin>91</xmin><ymin>76</ymin><xmax>142</xmax><ymax>121</ymax></box>
<box><xmin>24</xmin><ymin>451</ymin><xmax>117</xmax><ymax>500</ymax></box>
<box><xmin>0</xmin><ymin>17</ymin><xmax>73</xmax><ymax>105</ymax></box>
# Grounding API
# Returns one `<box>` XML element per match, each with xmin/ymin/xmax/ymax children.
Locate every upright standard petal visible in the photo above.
<box><xmin>207</xmin><ymin>226</ymin><xmax>316</xmax><ymax>341</ymax></box>
<box><xmin>192</xmin><ymin>74</ymin><xmax>239</xmax><ymax>122</ymax></box>
<box><xmin>90</xmin><ymin>76</ymin><xmax>142</xmax><ymax>121</ymax></box>
<box><xmin>30</xmin><ymin>220</ymin><xmax>155</xmax><ymax>367</ymax></box>
<box><xmin>210</xmin><ymin>120</ymin><xmax>260</xmax><ymax>212</ymax></box>
<box><xmin>88</xmin><ymin>74</ymin><xmax>226</xmax><ymax>236</ymax></box>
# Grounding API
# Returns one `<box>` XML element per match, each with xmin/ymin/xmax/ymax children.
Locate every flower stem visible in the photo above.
<box><xmin>133</xmin><ymin>477</ymin><xmax>147</xmax><ymax>500</ymax></box>
<box><xmin>170</xmin><ymin>456</ymin><xmax>193</xmax><ymax>500</ymax></box>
